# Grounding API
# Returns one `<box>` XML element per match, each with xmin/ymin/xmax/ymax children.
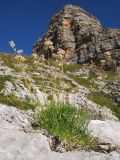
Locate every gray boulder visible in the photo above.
<box><xmin>89</xmin><ymin>120</ymin><xmax>120</xmax><ymax>147</ymax></box>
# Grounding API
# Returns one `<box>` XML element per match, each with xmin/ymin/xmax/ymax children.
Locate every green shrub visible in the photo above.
<box><xmin>88</xmin><ymin>92</ymin><xmax>120</xmax><ymax>119</ymax></box>
<box><xmin>37</xmin><ymin>103</ymin><xmax>95</xmax><ymax>147</ymax></box>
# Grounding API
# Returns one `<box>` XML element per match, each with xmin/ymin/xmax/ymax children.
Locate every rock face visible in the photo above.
<box><xmin>33</xmin><ymin>4</ymin><xmax>120</xmax><ymax>68</ymax></box>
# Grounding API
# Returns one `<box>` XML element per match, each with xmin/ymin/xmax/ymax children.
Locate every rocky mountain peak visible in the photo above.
<box><xmin>33</xmin><ymin>4</ymin><xmax>120</xmax><ymax>70</ymax></box>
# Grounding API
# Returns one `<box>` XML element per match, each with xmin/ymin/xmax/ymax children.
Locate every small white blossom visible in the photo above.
<box><xmin>14</xmin><ymin>54</ymin><xmax>25</xmax><ymax>62</ymax></box>
<box><xmin>100</xmin><ymin>59</ymin><xmax>105</xmax><ymax>64</ymax></box>
<box><xmin>66</xmin><ymin>62</ymin><xmax>70</xmax><ymax>65</ymax></box>
<box><xmin>49</xmin><ymin>45</ymin><xmax>54</xmax><ymax>50</ymax></box>
<box><xmin>13</xmin><ymin>48</ymin><xmax>16</xmax><ymax>52</ymax></box>
<box><xmin>104</xmin><ymin>51</ymin><xmax>111</xmax><ymax>56</ymax></box>
<box><xmin>9</xmin><ymin>41</ymin><xmax>15</xmax><ymax>48</ymax></box>
<box><xmin>52</xmin><ymin>53</ymin><xmax>57</xmax><ymax>59</ymax></box>
<box><xmin>97</xmin><ymin>76</ymin><xmax>103</xmax><ymax>81</ymax></box>
<box><xmin>44</xmin><ymin>40</ymin><xmax>53</xmax><ymax>47</ymax></box>
<box><xmin>58</xmin><ymin>62</ymin><xmax>62</xmax><ymax>66</ymax></box>
<box><xmin>40</xmin><ymin>54</ymin><xmax>45</xmax><ymax>60</ymax></box>
<box><xmin>17</xmin><ymin>49</ymin><xmax>23</xmax><ymax>54</ymax></box>
<box><xmin>57</xmin><ymin>48</ymin><xmax>65</xmax><ymax>55</ymax></box>
<box><xmin>32</xmin><ymin>53</ymin><xmax>38</xmax><ymax>59</ymax></box>
<box><xmin>57</xmin><ymin>54</ymin><xmax>63</xmax><ymax>60</ymax></box>
<box><xmin>9</xmin><ymin>40</ymin><xmax>24</xmax><ymax>54</ymax></box>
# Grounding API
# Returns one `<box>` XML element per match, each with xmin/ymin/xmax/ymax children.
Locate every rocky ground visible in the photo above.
<box><xmin>0</xmin><ymin>52</ymin><xmax>120</xmax><ymax>159</ymax></box>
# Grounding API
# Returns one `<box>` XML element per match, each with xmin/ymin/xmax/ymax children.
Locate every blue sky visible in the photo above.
<box><xmin>0</xmin><ymin>0</ymin><xmax>120</xmax><ymax>55</ymax></box>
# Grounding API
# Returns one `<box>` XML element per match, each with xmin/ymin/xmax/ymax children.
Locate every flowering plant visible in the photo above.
<box><xmin>9</xmin><ymin>40</ymin><xmax>23</xmax><ymax>54</ymax></box>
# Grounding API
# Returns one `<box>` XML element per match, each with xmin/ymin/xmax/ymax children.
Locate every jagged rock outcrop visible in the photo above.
<box><xmin>33</xmin><ymin>4</ymin><xmax>120</xmax><ymax>69</ymax></box>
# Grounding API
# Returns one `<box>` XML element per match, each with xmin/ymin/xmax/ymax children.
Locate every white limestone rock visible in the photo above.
<box><xmin>0</xmin><ymin>65</ymin><xmax>13</xmax><ymax>76</ymax></box>
<box><xmin>0</xmin><ymin>103</ymin><xmax>34</xmax><ymax>130</ymax></box>
<box><xmin>0</xmin><ymin>128</ymin><xmax>50</xmax><ymax>160</ymax></box>
<box><xmin>0</xmin><ymin>104</ymin><xmax>120</xmax><ymax>160</ymax></box>
<box><xmin>89</xmin><ymin>120</ymin><xmax>120</xmax><ymax>147</ymax></box>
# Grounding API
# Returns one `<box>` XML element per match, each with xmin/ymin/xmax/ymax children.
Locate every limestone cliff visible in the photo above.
<box><xmin>33</xmin><ymin>4</ymin><xmax>120</xmax><ymax>68</ymax></box>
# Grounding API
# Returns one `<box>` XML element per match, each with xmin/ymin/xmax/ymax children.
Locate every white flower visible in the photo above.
<box><xmin>40</xmin><ymin>54</ymin><xmax>45</xmax><ymax>60</ymax></box>
<box><xmin>57</xmin><ymin>48</ymin><xmax>65</xmax><ymax>55</ymax></box>
<box><xmin>58</xmin><ymin>62</ymin><xmax>62</xmax><ymax>66</ymax></box>
<box><xmin>104</xmin><ymin>51</ymin><xmax>111</xmax><ymax>57</ymax></box>
<box><xmin>100</xmin><ymin>59</ymin><xmax>105</xmax><ymax>64</ymax></box>
<box><xmin>49</xmin><ymin>45</ymin><xmax>54</xmax><ymax>50</ymax></box>
<box><xmin>13</xmin><ymin>48</ymin><xmax>16</xmax><ymax>52</ymax></box>
<box><xmin>52</xmin><ymin>54</ymin><xmax>57</xmax><ymax>59</ymax></box>
<box><xmin>66</xmin><ymin>62</ymin><xmax>70</xmax><ymax>65</ymax></box>
<box><xmin>57</xmin><ymin>54</ymin><xmax>63</xmax><ymax>60</ymax></box>
<box><xmin>44</xmin><ymin>40</ymin><xmax>53</xmax><ymax>47</ymax></box>
<box><xmin>9</xmin><ymin>41</ymin><xmax>15</xmax><ymax>48</ymax></box>
<box><xmin>14</xmin><ymin>54</ymin><xmax>25</xmax><ymax>62</ymax></box>
<box><xmin>32</xmin><ymin>53</ymin><xmax>38</xmax><ymax>59</ymax></box>
<box><xmin>9</xmin><ymin>41</ymin><xmax>24</xmax><ymax>55</ymax></box>
<box><xmin>17</xmin><ymin>49</ymin><xmax>23</xmax><ymax>54</ymax></box>
<box><xmin>97</xmin><ymin>76</ymin><xmax>103</xmax><ymax>81</ymax></box>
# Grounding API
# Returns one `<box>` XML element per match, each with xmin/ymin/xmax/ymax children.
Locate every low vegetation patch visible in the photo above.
<box><xmin>71</xmin><ymin>76</ymin><xmax>92</xmax><ymax>88</ymax></box>
<box><xmin>0</xmin><ymin>76</ymin><xmax>12</xmax><ymax>91</ymax></box>
<box><xmin>69</xmin><ymin>75</ymin><xmax>98</xmax><ymax>89</ymax></box>
<box><xmin>0</xmin><ymin>52</ymin><xmax>16</xmax><ymax>69</ymax></box>
<box><xmin>0</xmin><ymin>94</ymin><xmax>35</xmax><ymax>110</ymax></box>
<box><xmin>63</xmin><ymin>63</ymin><xmax>81</xmax><ymax>73</ymax></box>
<box><xmin>88</xmin><ymin>92</ymin><xmax>120</xmax><ymax>120</ymax></box>
<box><xmin>37</xmin><ymin>103</ymin><xmax>95</xmax><ymax>148</ymax></box>
<box><xmin>96</xmin><ymin>68</ymin><xmax>120</xmax><ymax>82</ymax></box>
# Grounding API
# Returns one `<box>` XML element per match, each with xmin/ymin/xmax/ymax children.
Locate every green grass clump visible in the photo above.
<box><xmin>37</xmin><ymin>103</ymin><xmax>95</xmax><ymax>147</ymax></box>
<box><xmin>70</xmin><ymin>75</ymin><xmax>98</xmax><ymax>89</ymax></box>
<box><xmin>0</xmin><ymin>52</ymin><xmax>16</xmax><ymax>69</ymax></box>
<box><xmin>88</xmin><ymin>92</ymin><xmax>120</xmax><ymax>120</ymax></box>
<box><xmin>0</xmin><ymin>95</ymin><xmax>35</xmax><ymax>110</ymax></box>
<box><xmin>88</xmin><ymin>69</ymin><xmax>98</xmax><ymax>79</ymax></box>
<box><xmin>63</xmin><ymin>63</ymin><xmax>81</xmax><ymax>73</ymax></box>
<box><xmin>71</xmin><ymin>76</ymin><xmax>92</xmax><ymax>88</ymax></box>
<box><xmin>106</xmin><ymin>71</ymin><xmax>120</xmax><ymax>83</ymax></box>
<box><xmin>0</xmin><ymin>76</ymin><xmax>12</xmax><ymax>91</ymax></box>
<box><xmin>97</xmin><ymin>68</ymin><xmax>120</xmax><ymax>82</ymax></box>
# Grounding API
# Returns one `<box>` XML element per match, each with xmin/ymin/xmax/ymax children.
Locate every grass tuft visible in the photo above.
<box><xmin>69</xmin><ymin>75</ymin><xmax>98</xmax><ymax>89</ymax></box>
<box><xmin>0</xmin><ymin>76</ymin><xmax>12</xmax><ymax>91</ymax></box>
<box><xmin>37</xmin><ymin>103</ymin><xmax>95</xmax><ymax>147</ymax></box>
<box><xmin>0</xmin><ymin>94</ymin><xmax>35</xmax><ymax>110</ymax></box>
<box><xmin>88</xmin><ymin>92</ymin><xmax>120</xmax><ymax>120</ymax></box>
<box><xmin>63</xmin><ymin>63</ymin><xmax>81</xmax><ymax>73</ymax></box>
